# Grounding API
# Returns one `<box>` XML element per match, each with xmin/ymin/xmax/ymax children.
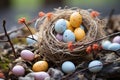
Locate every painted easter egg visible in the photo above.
<box><xmin>88</xmin><ymin>60</ymin><xmax>103</xmax><ymax>73</ymax></box>
<box><xmin>74</xmin><ymin>28</ymin><xmax>85</xmax><ymax>41</ymax></box>
<box><xmin>32</xmin><ymin>61</ymin><xmax>48</xmax><ymax>72</ymax></box>
<box><xmin>56</xmin><ymin>34</ymin><xmax>63</xmax><ymax>41</ymax></box>
<box><xmin>70</xmin><ymin>12</ymin><xmax>82</xmax><ymax>28</ymax></box>
<box><xmin>66</xmin><ymin>20</ymin><xmax>74</xmax><ymax>32</ymax></box>
<box><xmin>54</xmin><ymin>19</ymin><xmax>67</xmax><ymax>34</ymax></box>
<box><xmin>63</xmin><ymin>30</ymin><xmax>75</xmax><ymax>42</ymax></box>
<box><xmin>34</xmin><ymin>72</ymin><xmax>50</xmax><ymax>80</ymax></box>
<box><xmin>101</xmin><ymin>40</ymin><xmax>112</xmax><ymax>50</ymax></box>
<box><xmin>112</xmin><ymin>36</ymin><xmax>120</xmax><ymax>44</ymax></box>
<box><xmin>26</xmin><ymin>34</ymin><xmax>38</xmax><ymax>45</ymax></box>
<box><xmin>20</xmin><ymin>50</ymin><xmax>34</xmax><ymax>61</ymax></box>
<box><xmin>62</xmin><ymin>61</ymin><xmax>75</xmax><ymax>73</ymax></box>
<box><xmin>12</xmin><ymin>65</ymin><xmax>25</xmax><ymax>76</ymax></box>
<box><xmin>108</xmin><ymin>43</ymin><xmax>120</xmax><ymax>51</ymax></box>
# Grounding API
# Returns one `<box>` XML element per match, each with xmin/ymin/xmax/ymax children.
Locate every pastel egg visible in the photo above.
<box><xmin>70</xmin><ymin>12</ymin><xmax>82</xmax><ymax>28</ymax></box>
<box><xmin>54</xmin><ymin>19</ymin><xmax>67</xmax><ymax>34</ymax></box>
<box><xmin>34</xmin><ymin>72</ymin><xmax>50</xmax><ymax>80</ymax></box>
<box><xmin>63</xmin><ymin>30</ymin><xmax>75</xmax><ymax>42</ymax></box>
<box><xmin>12</xmin><ymin>65</ymin><xmax>25</xmax><ymax>76</ymax></box>
<box><xmin>101</xmin><ymin>40</ymin><xmax>112</xmax><ymax>50</ymax></box>
<box><xmin>108</xmin><ymin>43</ymin><xmax>120</xmax><ymax>51</ymax></box>
<box><xmin>56</xmin><ymin>34</ymin><xmax>63</xmax><ymax>41</ymax></box>
<box><xmin>88</xmin><ymin>60</ymin><xmax>103</xmax><ymax>73</ymax></box>
<box><xmin>62</xmin><ymin>61</ymin><xmax>75</xmax><ymax>73</ymax></box>
<box><xmin>112</xmin><ymin>36</ymin><xmax>120</xmax><ymax>44</ymax></box>
<box><xmin>74</xmin><ymin>28</ymin><xmax>85</xmax><ymax>41</ymax></box>
<box><xmin>32</xmin><ymin>61</ymin><xmax>48</xmax><ymax>72</ymax></box>
<box><xmin>26</xmin><ymin>34</ymin><xmax>38</xmax><ymax>45</ymax></box>
<box><xmin>80</xmin><ymin>25</ymin><xmax>85</xmax><ymax>30</ymax></box>
<box><xmin>20</xmin><ymin>50</ymin><xmax>34</xmax><ymax>61</ymax></box>
<box><xmin>66</xmin><ymin>20</ymin><xmax>74</xmax><ymax>32</ymax></box>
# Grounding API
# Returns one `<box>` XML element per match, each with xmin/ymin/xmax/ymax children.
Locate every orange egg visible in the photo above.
<box><xmin>32</xmin><ymin>61</ymin><xmax>48</xmax><ymax>72</ymax></box>
<box><xmin>66</xmin><ymin>20</ymin><xmax>74</xmax><ymax>32</ymax></box>
<box><xmin>74</xmin><ymin>28</ymin><xmax>85</xmax><ymax>41</ymax></box>
<box><xmin>70</xmin><ymin>12</ymin><xmax>82</xmax><ymax>28</ymax></box>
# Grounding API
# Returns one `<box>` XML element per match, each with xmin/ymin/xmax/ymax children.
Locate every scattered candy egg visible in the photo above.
<box><xmin>101</xmin><ymin>40</ymin><xmax>112</xmax><ymax>50</ymax></box>
<box><xmin>80</xmin><ymin>25</ymin><xmax>85</xmax><ymax>30</ymax></box>
<box><xmin>62</xmin><ymin>61</ymin><xmax>75</xmax><ymax>73</ymax></box>
<box><xmin>74</xmin><ymin>28</ymin><xmax>85</xmax><ymax>41</ymax></box>
<box><xmin>32</xmin><ymin>61</ymin><xmax>48</xmax><ymax>72</ymax></box>
<box><xmin>20</xmin><ymin>49</ymin><xmax>34</xmax><ymax>61</ymax></box>
<box><xmin>88</xmin><ymin>60</ymin><xmax>103</xmax><ymax>73</ymax></box>
<box><xmin>63</xmin><ymin>30</ymin><xmax>75</xmax><ymax>42</ymax></box>
<box><xmin>26</xmin><ymin>34</ymin><xmax>38</xmax><ymax>45</ymax></box>
<box><xmin>70</xmin><ymin>12</ymin><xmax>82</xmax><ymax>28</ymax></box>
<box><xmin>56</xmin><ymin>34</ymin><xmax>63</xmax><ymax>41</ymax></box>
<box><xmin>54</xmin><ymin>19</ymin><xmax>67</xmax><ymax>34</ymax></box>
<box><xmin>34</xmin><ymin>72</ymin><xmax>50</xmax><ymax>80</ymax></box>
<box><xmin>112</xmin><ymin>36</ymin><xmax>120</xmax><ymax>44</ymax></box>
<box><xmin>108</xmin><ymin>43</ymin><xmax>120</xmax><ymax>51</ymax></box>
<box><xmin>12</xmin><ymin>65</ymin><xmax>25</xmax><ymax>76</ymax></box>
<box><xmin>66</xmin><ymin>20</ymin><xmax>74</xmax><ymax>32</ymax></box>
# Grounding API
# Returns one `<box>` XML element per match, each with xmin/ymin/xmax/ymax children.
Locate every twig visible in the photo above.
<box><xmin>0</xmin><ymin>40</ymin><xmax>8</xmax><ymax>42</ymax></box>
<box><xmin>2</xmin><ymin>20</ymin><xmax>17</xmax><ymax>58</ymax></box>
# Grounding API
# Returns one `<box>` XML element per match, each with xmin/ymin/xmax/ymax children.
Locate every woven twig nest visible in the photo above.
<box><xmin>38</xmin><ymin>8</ymin><xmax>106</xmax><ymax>64</ymax></box>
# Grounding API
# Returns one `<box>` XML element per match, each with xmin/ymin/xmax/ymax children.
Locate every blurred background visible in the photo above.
<box><xmin>0</xmin><ymin>0</ymin><xmax>120</xmax><ymax>32</ymax></box>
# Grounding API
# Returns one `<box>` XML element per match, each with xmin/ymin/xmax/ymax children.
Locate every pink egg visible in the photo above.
<box><xmin>34</xmin><ymin>72</ymin><xmax>50</xmax><ymax>80</ymax></box>
<box><xmin>20</xmin><ymin>50</ymin><xmax>34</xmax><ymax>61</ymax></box>
<box><xmin>113</xmin><ymin>36</ymin><xmax>120</xmax><ymax>44</ymax></box>
<box><xmin>56</xmin><ymin>34</ymin><xmax>63</xmax><ymax>41</ymax></box>
<box><xmin>12</xmin><ymin>65</ymin><xmax>25</xmax><ymax>76</ymax></box>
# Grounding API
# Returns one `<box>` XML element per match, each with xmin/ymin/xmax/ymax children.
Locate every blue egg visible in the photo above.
<box><xmin>108</xmin><ymin>43</ymin><xmax>120</xmax><ymax>51</ymax></box>
<box><xmin>80</xmin><ymin>25</ymin><xmax>85</xmax><ymax>30</ymax></box>
<box><xmin>55</xmin><ymin>19</ymin><xmax>67</xmax><ymax>34</ymax></box>
<box><xmin>26</xmin><ymin>35</ymin><xmax>38</xmax><ymax>45</ymax></box>
<box><xmin>101</xmin><ymin>40</ymin><xmax>112</xmax><ymax>50</ymax></box>
<box><xmin>88</xmin><ymin>60</ymin><xmax>103</xmax><ymax>73</ymax></box>
<box><xmin>63</xmin><ymin>30</ymin><xmax>75</xmax><ymax>42</ymax></box>
<box><xmin>62</xmin><ymin>61</ymin><xmax>75</xmax><ymax>73</ymax></box>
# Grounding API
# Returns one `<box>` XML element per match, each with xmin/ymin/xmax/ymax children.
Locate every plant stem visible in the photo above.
<box><xmin>2</xmin><ymin>20</ymin><xmax>17</xmax><ymax>58</ymax></box>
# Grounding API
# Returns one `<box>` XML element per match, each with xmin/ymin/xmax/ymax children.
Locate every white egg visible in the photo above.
<box><xmin>108</xmin><ymin>43</ymin><xmax>120</xmax><ymax>51</ymax></box>
<box><xmin>62</xmin><ymin>61</ymin><xmax>75</xmax><ymax>73</ymax></box>
<box><xmin>88</xmin><ymin>60</ymin><xmax>103</xmax><ymax>73</ymax></box>
<box><xmin>101</xmin><ymin>40</ymin><xmax>112</xmax><ymax>50</ymax></box>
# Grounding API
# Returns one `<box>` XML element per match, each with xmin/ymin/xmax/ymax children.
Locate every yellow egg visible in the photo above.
<box><xmin>66</xmin><ymin>20</ymin><xmax>74</xmax><ymax>32</ymax></box>
<box><xmin>74</xmin><ymin>28</ymin><xmax>85</xmax><ymax>41</ymax></box>
<box><xmin>70</xmin><ymin>12</ymin><xmax>82</xmax><ymax>28</ymax></box>
<box><xmin>32</xmin><ymin>61</ymin><xmax>48</xmax><ymax>72</ymax></box>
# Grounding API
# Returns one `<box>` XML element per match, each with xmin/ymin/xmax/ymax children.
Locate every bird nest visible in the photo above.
<box><xmin>38</xmin><ymin>8</ymin><xmax>106</xmax><ymax>64</ymax></box>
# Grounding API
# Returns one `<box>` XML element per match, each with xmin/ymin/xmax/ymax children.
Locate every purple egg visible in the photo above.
<box><xmin>34</xmin><ymin>72</ymin><xmax>50</xmax><ymax>80</ymax></box>
<box><xmin>20</xmin><ymin>50</ymin><xmax>34</xmax><ymax>61</ymax></box>
<box><xmin>112</xmin><ymin>36</ymin><xmax>120</xmax><ymax>44</ymax></box>
<box><xmin>56</xmin><ymin>34</ymin><xmax>63</xmax><ymax>41</ymax></box>
<box><xmin>12</xmin><ymin>65</ymin><xmax>25</xmax><ymax>76</ymax></box>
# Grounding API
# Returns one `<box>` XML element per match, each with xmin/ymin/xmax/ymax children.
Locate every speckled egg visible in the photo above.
<box><xmin>74</xmin><ymin>28</ymin><xmax>85</xmax><ymax>41</ymax></box>
<box><xmin>108</xmin><ymin>43</ymin><xmax>120</xmax><ymax>51</ymax></box>
<box><xmin>12</xmin><ymin>65</ymin><xmax>25</xmax><ymax>76</ymax></box>
<box><xmin>20</xmin><ymin>50</ymin><xmax>34</xmax><ymax>61</ymax></box>
<box><xmin>63</xmin><ymin>30</ymin><xmax>75</xmax><ymax>42</ymax></box>
<box><xmin>62</xmin><ymin>61</ymin><xmax>75</xmax><ymax>73</ymax></box>
<box><xmin>70</xmin><ymin>12</ymin><xmax>82</xmax><ymax>28</ymax></box>
<box><xmin>56</xmin><ymin>34</ymin><xmax>63</xmax><ymax>41</ymax></box>
<box><xmin>32</xmin><ymin>61</ymin><xmax>48</xmax><ymax>72</ymax></box>
<box><xmin>88</xmin><ymin>60</ymin><xmax>103</xmax><ymax>73</ymax></box>
<box><xmin>26</xmin><ymin>34</ymin><xmax>38</xmax><ymax>45</ymax></box>
<box><xmin>34</xmin><ymin>72</ymin><xmax>50</xmax><ymax>80</ymax></box>
<box><xmin>54</xmin><ymin>19</ymin><xmax>67</xmax><ymax>34</ymax></box>
<box><xmin>101</xmin><ymin>40</ymin><xmax>112</xmax><ymax>50</ymax></box>
<box><xmin>112</xmin><ymin>36</ymin><xmax>120</xmax><ymax>44</ymax></box>
<box><xmin>66</xmin><ymin>20</ymin><xmax>74</xmax><ymax>32</ymax></box>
